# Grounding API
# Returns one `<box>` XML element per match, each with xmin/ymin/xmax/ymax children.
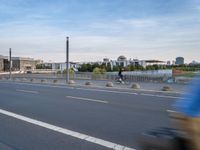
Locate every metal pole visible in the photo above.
<box><xmin>9</xmin><ymin>48</ymin><xmax>12</xmax><ymax>79</ymax></box>
<box><xmin>66</xmin><ymin>37</ymin><xmax>69</xmax><ymax>83</ymax></box>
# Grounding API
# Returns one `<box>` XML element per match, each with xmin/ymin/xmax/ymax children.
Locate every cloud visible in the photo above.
<box><xmin>0</xmin><ymin>0</ymin><xmax>200</xmax><ymax>63</ymax></box>
<box><xmin>117</xmin><ymin>19</ymin><xmax>158</xmax><ymax>27</ymax></box>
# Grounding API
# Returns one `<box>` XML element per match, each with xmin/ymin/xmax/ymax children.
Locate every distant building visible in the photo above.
<box><xmin>0</xmin><ymin>55</ymin><xmax>42</xmax><ymax>72</ymax></box>
<box><xmin>103</xmin><ymin>58</ymin><xmax>110</xmax><ymax>67</ymax></box>
<box><xmin>167</xmin><ymin>61</ymin><xmax>171</xmax><ymax>66</ymax></box>
<box><xmin>131</xmin><ymin>59</ymin><xmax>140</xmax><ymax>66</ymax></box>
<box><xmin>190</xmin><ymin>60</ymin><xmax>199</xmax><ymax>65</ymax></box>
<box><xmin>175</xmin><ymin>57</ymin><xmax>184</xmax><ymax>65</ymax></box>
<box><xmin>104</xmin><ymin>56</ymin><xmax>166</xmax><ymax>69</ymax></box>
<box><xmin>103</xmin><ymin>58</ymin><xmax>109</xmax><ymax>62</ymax></box>
<box><xmin>117</xmin><ymin>55</ymin><xmax>129</xmax><ymax>67</ymax></box>
<box><xmin>43</xmin><ymin>62</ymin><xmax>80</xmax><ymax>71</ymax></box>
<box><xmin>0</xmin><ymin>56</ymin><xmax>4</xmax><ymax>72</ymax></box>
<box><xmin>139</xmin><ymin>60</ymin><xmax>166</xmax><ymax>68</ymax></box>
<box><xmin>12</xmin><ymin>57</ymin><xmax>41</xmax><ymax>71</ymax></box>
<box><xmin>0</xmin><ymin>55</ymin><xmax>10</xmax><ymax>72</ymax></box>
<box><xmin>109</xmin><ymin>56</ymin><xmax>131</xmax><ymax>68</ymax></box>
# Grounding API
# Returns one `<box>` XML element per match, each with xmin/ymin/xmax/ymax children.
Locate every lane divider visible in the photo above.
<box><xmin>16</xmin><ymin>89</ymin><xmax>39</xmax><ymax>94</ymax></box>
<box><xmin>66</xmin><ymin>96</ymin><xmax>109</xmax><ymax>104</ymax></box>
<box><xmin>0</xmin><ymin>108</ymin><xmax>135</xmax><ymax>150</ymax></box>
<box><xmin>140</xmin><ymin>93</ymin><xmax>180</xmax><ymax>99</ymax></box>
<box><xmin>75</xmin><ymin>87</ymin><xmax>139</xmax><ymax>95</ymax></box>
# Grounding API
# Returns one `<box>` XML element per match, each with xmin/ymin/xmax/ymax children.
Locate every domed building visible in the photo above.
<box><xmin>115</xmin><ymin>55</ymin><xmax>129</xmax><ymax>67</ymax></box>
<box><xmin>117</xmin><ymin>55</ymin><xmax>127</xmax><ymax>62</ymax></box>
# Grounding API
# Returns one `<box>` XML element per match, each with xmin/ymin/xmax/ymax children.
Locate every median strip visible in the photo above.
<box><xmin>16</xmin><ymin>89</ymin><xmax>39</xmax><ymax>94</ymax></box>
<box><xmin>66</xmin><ymin>96</ymin><xmax>109</xmax><ymax>104</ymax></box>
<box><xmin>0</xmin><ymin>108</ymin><xmax>135</xmax><ymax>150</ymax></box>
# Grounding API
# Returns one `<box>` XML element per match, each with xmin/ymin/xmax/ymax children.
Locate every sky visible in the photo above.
<box><xmin>0</xmin><ymin>0</ymin><xmax>200</xmax><ymax>63</ymax></box>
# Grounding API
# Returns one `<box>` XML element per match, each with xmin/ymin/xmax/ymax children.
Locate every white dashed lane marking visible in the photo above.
<box><xmin>66</xmin><ymin>96</ymin><xmax>109</xmax><ymax>104</ymax></box>
<box><xmin>16</xmin><ymin>89</ymin><xmax>39</xmax><ymax>94</ymax></box>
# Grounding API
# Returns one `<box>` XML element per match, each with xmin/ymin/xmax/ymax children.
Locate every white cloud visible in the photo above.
<box><xmin>0</xmin><ymin>8</ymin><xmax>200</xmax><ymax>63</ymax></box>
<box><xmin>117</xmin><ymin>19</ymin><xmax>158</xmax><ymax>27</ymax></box>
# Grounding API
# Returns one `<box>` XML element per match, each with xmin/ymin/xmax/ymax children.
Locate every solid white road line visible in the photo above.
<box><xmin>166</xmin><ymin>110</ymin><xmax>177</xmax><ymax>113</ymax></box>
<box><xmin>66</xmin><ymin>96</ymin><xmax>109</xmax><ymax>104</ymax></box>
<box><xmin>140</xmin><ymin>93</ymin><xmax>180</xmax><ymax>99</ymax></box>
<box><xmin>11</xmin><ymin>82</ymin><xmax>74</xmax><ymax>90</ymax></box>
<box><xmin>16</xmin><ymin>89</ymin><xmax>39</xmax><ymax>94</ymax></box>
<box><xmin>0</xmin><ymin>108</ymin><xmax>135</xmax><ymax>150</ymax></box>
<box><xmin>76</xmin><ymin>87</ymin><xmax>138</xmax><ymax>95</ymax></box>
<box><xmin>136</xmin><ymin>88</ymin><xmax>184</xmax><ymax>94</ymax></box>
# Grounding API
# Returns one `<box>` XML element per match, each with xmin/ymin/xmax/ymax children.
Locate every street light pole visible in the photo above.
<box><xmin>9</xmin><ymin>48</ymin><xmax>12</xmax><ymax>79</ymax></box>
<box><xmin>66</xmin><ymin>37</ymin><xmax>69</xmax><ymax>83</ymax></box>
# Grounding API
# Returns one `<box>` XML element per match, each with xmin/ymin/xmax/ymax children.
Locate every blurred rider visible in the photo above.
<box><xmin>118</xmin><ymin>68</ymin><xmax>123</xmax><ymax>81</ymax></box>
<box><xmin>175</xmin><ymin>75</ymin><xmax>200</xmax><ymax>150</ymax></box>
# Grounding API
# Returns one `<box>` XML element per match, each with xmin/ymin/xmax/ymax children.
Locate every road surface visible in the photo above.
<box><xmin>0</xmin><ymin>81</ymin><xmax>180</xmax><ymax>150</ymax></box>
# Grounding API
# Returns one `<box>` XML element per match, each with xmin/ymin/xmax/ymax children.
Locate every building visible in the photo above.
<box><xmin>167</xmin><ymin>61</ymin><xmax>171</xmax><ymax>66</ymax></box>
<box><xmin>43</xmin><ymin>62</ymin><xmax>80</xmax><ymax>71</ymax></box>
<box><xmin>190</xmin><ymin>60</ymin><xmax>200</xmax><ymax>65</ymax></box>
<box><xmin>0</xmin><ymin>59</ymin><xmax>3</xmax><ymax>72</ymax></box>
<box><xmin>139</xmin><ymin>60</ymin><xmax>166</xmax><ymax>68</ymax></box>
<box><xmin>0</xmin><ymin>55</ymin><xmax>42</xmax><ymax>72</ymax></box>
<box><xmin>109</xmin><ymin>56</ymin><xmax>131</xmax><ymax>69</ymax></box>
<box><xmin>0</xmin><ymin>55</ymin><xmax>10</xmax><ymax>72</ymax></box>
<box><xmin>103</xmin><ymin>56</ymin><xmax>167</xmax><ymax>69</ymax></box>
<box><xmin>12</xmin><ymin>57</ymin><xmax>41</xmax><ymax>71</ymax></box>
<box><xmin>131</xmin><ymin>59</ymin><xmax>140</xmax><ymax>66</ymax></box>
<box><xmin>0</xmin><ymin>55</ymin><xmax>4</xmax><ymax>72</ymax></box>
<box><xmin>175</xmin><ymin>57</ymin><xmax>184</xmax><ymax>65</ymax></box>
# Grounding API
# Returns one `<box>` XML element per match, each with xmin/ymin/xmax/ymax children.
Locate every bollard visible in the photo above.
<box><xmin>131</xmin><ymin>83</ymin><xmax>140</xmax><ymax>89</ymax></box>
<box><xmin>30</xmin><ymin>79</ymin><xmax>35</xmax><ymax>82</ymax></box>
<box><xmin>41</xmin><ymin>79</ymin><xmax>46</xmax><ymax>83</ymax></box>
<box><xmin>22</xmin><ymin>78</ymin><xmax>27</xmax><ymax>82</ymax></box>
<box><xmin>53</xmin><ymin>79</ymin><xmax>58</xmax><ymax>84</ymax></box>
<box><xmin>162</xmin><ymin>86</ymin><xmax>172</xmax><ymax>91</ymax></box>
<box><xmin>106</xmin><ymin>82</ymin><xmax>113</xmax><ymax>87</ymax></box>
<box><xmin>68</xmin><ymin>80</ymin><xmax>75</xmax><ymax>84</ymax></box>
<box><xmin>85</xmin><ymin>81</ymin><xmax>92</xmax><ymax>86</ymax></box>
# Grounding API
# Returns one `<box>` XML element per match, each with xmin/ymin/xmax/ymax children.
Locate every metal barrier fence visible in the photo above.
<box><xmin>0</xmin><ymin>72</ymin><xmax>169</xmax><ymax>83</ymax></box>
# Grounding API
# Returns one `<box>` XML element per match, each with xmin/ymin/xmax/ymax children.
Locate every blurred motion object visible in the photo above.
<box><xmin>174</xmin><ymin>75</ymin><xmax>200</xmax><ymax>150</ymax></box>
<box><xmin>138</xmin><ymin>127</ymin><xmax>188</xmax><ymax>150</ymax></box>
<box><xmin>175</xmin><ymin>76</ymin><xmax>200</xmax><ymax>117</ymax></box>
<box><xmin>139</xmin><ymin>76</ymin><xmax>200</xmax><ymax>150</ymax></box>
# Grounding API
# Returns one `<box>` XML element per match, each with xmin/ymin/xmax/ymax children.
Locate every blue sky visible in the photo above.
<box><xmin>0</xmin><ymin>0</ymin><xmax>200</xmax><ymax>62</ymax></box>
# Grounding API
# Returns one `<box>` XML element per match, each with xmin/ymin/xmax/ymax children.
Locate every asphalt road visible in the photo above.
<box><xmin>0</xmin><ymin>81</ymin><xmax>180</xmax><ymax>150</ymax></box>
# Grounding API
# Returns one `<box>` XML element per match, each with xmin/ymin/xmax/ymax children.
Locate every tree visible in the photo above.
<box><xmin>93</xmin><ymin>67</ymin><xmax>106</xmax><ymax>74</ymax></box>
